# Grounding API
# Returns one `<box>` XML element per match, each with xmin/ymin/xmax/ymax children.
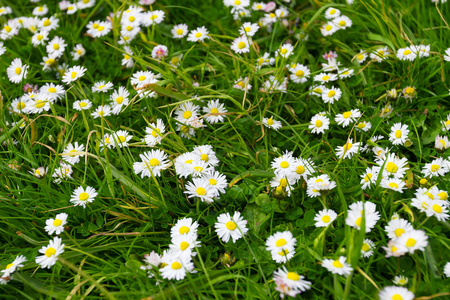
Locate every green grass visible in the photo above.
<box><xmin>0</xmin><ymin>0</ymin><xmax>450</xmax><ymax>299</ymax></box>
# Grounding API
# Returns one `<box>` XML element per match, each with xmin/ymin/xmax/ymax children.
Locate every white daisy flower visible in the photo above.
<box><xmin>92</xmin><ymin>81</ymin><xmax>113</xmax><ymax>93</ymax></box>
<box><xmin>230</xmin><ymin>36</ymin><xmax>251</xmax><ymax>54</ymax></box>
<box><xmin>1</xmin><ymin>255</ymin><xmax>27</xmax><ymax>277</ymax></box>
<box><xmin>394</xmin><ymin>229</ymin><xmax>428</xmax><ymax>254</ymax></box>
<box><xmin>203</xmin><ymin>100</ymin><xmax>227</xmax><ymax>123</ymax></box>
<box><xmin>112</xmin><ymin>130</ymin><xmax>133</xmax><ymax>148</ymax></box>
<box><xmin>142</xmin><ymin>10</ymin><xmax>165</xmax><ymax>26</ymax></box>
<box><xmin>320</xmin><ymin>22</ymin><xmax>339</xmax><ymax>36</ymax></box>
<box><xmin>73</xmin><ymin>99</ymin><xmax>92</xmax><ymax>111</ymax></box>
<box><xmin>322</xmin><ymin>256</ymin><xmax>352</xmax><ymax>276</ymax></box>
<box><xmin>132</xmin><ymin>149</ymin><xmax>170</xmax><ymax>178</ymax></box>
<box><xmin>314</xmin><ymin>72</ymin><xmax>338</xmax><ymax>83</ymax></box>
<box><xmin>356</xmin><ymin>121</ymin><xmax>371</xmax><ymax>132</ymax></box>
<box><xmin>62</xmin><ymin>142</ymin><xmax>85</xmax><ymax>164</ymax></box>
<box><xmin>215</xmin><ymin>211</ymin><xmax>248</xmax><ymax>243</ymax></box>
<box><xmin>265</xmin><ymin>231</ymin><xmax>296</xmax><ymax>263</ymax></box>
<box><xmin>130</xmin><ymin>70</ymin><xmax>160</xmax><ymax>88</ymax></box>
<box><xmin>334</xmin><ymin>109</ymin><xmax>362</xmax><ymax>127</ymax></box>
<box><xmin>169</xmin><ymin>233</ymin><xmax>201</xmax><ymax>258</ymax></box>
<box><xmin>40</xmin><ymin>83</ymin><xmax>65</xmax><ymax>102</ymax></box>
<box><xmin>187</xmin><ymin>26</ymin><xmax>209</xmax><ymax>42</ymax></box>
<box><xmin>45</xmin><ymin>213</ymin><xmax>68</xmax><ymax>235</ymax></box>
<box><xmin>345</xmin><ymin>201</ymin><xmax>380</xmax><ymax>233</ymax></box>
<box><xmin>201</xmin><ymin>171</ymin><xmax>227</xmax><ymax>197</ymax></box>
<box><xmin>171</xmin><ymin>218</ymin><xmax>199</xmax><ymax>238</ymax></box>
<box><xmin>52</xmin><ymin>163</ymin><xmax>73</xmax><ymax>183</ymax></box>
<box><xmin>276</xmin><ymin>43</ymin><xmax>294</xmax><ymax>58</ymax></box>
<box><xmin>325</xmin><ymin>7</ymin><xmax>340</xmax><ymax>19</ymax></box>
<box><xmin>143</xmin><ymin>119</ymin><xmax>165</xmax><ymax>147</ymax></box>
<box><xmin>160</xmin><ymin>253</ymin><xmax>194</xmax><ymax>281</ymax></box>
<box><xmin>422</xmin><ymin>157</ymin><xmax>449</xmax><ymax>178</ymax></box>
<box><xmin>7</xmin><ymin>58</ymin><xmax>28</xmax><ymax>84</ymax></box>
<box><xmin>361</xmin><ymin>239</ymin><xmax>375</xmax><ymax>257</ymax></box>
<box><xmin>185</xmin><ymin>177</ymin><xmax>215</xmax><ymax>203</ymax></box>
<box><xmin>239</xmin><ymin>22</ymin><xmax>259</xmax><ymax>36</ymax></box>
<box><xmin>321</xmin><ymin>86</ymin><xmax>342</xmax><ymax>104</ymax></box>
<box><xmin>397</xmin><ymin>47</ymin><xmax>417</xmax><ymax>61</ymax></box>
<box><xmin>110</xmin><ymin>86</ymin><xmax>130</xmax><ymax>114</ymax></box>
<box><xmin>70</xmin><ymin>186</ymin><xmax>98</xmax><ymax>208</ymax></box>
<box><xmin>31</xmin><ymin>30</ymin><xmax>49</xmax><ymax>47</ymax></box>
<box><xmin>379</xmin><ymin>286</ymin><xmax>414</xmax><ymax>300</ymax></box>
<box><xmin>393</xmin><ymin>275</ymin><xmax>409</xmax><ymax>286</ymax></box>
<box><xmin>62</xmin><ymin>66</ymin><xmax>87</xmax><ymax>84</ymax></box>
<box><xmin>271</xmin><ymin>151</ymin><xmax>297</xmax><ymax>177</ymax></box>
<box><xmin>309</xmin><ymin>114</ymin><xmax>330</xmax><ymax>134</ymax></box>
<box><xmin>370</xmin><ymin>47</ymin><xmax>391</xmax><ymax>62</ymax></box>
<box><xmin>121</xmin><ymin>46</ymin><xmax>134</xmax><ymax>68</ymax></box>
<box><xmin>91</xmin><ymin>105</ymin><xmax>112</xmax><ymax>119</ymax></box>
<box><xmin>233</xmin><ymin>77</ymin><xmax>252</xmax><ymax>91</ymax></box>
<box><xmin>262</xmin><ymin>116</ymin><xmax>282</xmax><ymax>130</ymax></box>
<box><xmin>273</xmin><ymin>267</ymin><xmax>312</xmax><ymax>292</ymax></box>
<box><xmin>35</xmin><ymin>237</ymin><xmax>65</xmax><ymax>269</ymax></box>
<box><xmin>171</xmin><ymin>23</ymin><xmax>188</xmax><ymax>38</ymax></box>
<box><xmin>332</xmin><ymin>15</ymin><xmax>352</xmax><ymax>29</ymax></box>
<box><xmin>314</xmin><ymin>209</ymin><xmax>338</xmax><ymax>227</ymax></box>
<box><xmin>289</xmin><ymin>64</ymin><xmax>310</xmax><ymax>84</ymax></box>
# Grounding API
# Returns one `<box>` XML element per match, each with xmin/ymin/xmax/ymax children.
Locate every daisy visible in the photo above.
<box><xmin>381</xmin><ymin>177</ymin><xmax>405</xmax><ymax>193</ymax></box>
<box><xmin>185</xmin><ymin>177</ymin><xmax>215</xmax><ymax>203</ymax></box>
<box><xmin>239</xmin><ymin>22</ymin><xmax>259</xmax><ymax>37</ymax></box>
<box><xmin>383</xmin><ymin>240</ymin><xmax>406</xmax><ymax>258</ymax></box>
<box><xmin>388</xmin><ymin>123</ymin><xmax>409</xmax><ymax>146</ymax></box>
<box><xmin>442</xmin><ymin>114</ymin><xmax>450</xmax><ymax>131</ymax></box>
<box><xmin>322</xmin><ymin>86</ymin><xmax>341</xmax><ymax>104</ymax></box>
<box><xmin>175</xmin><ymin>101</ymin><xmax>200</xmax><ymax>123</ymax></box>
<box><xmin>174</xmin><ymin>152</ymin><xmax>198</xmax><ymax>177</ymax></box>
<box><xmin>266</xmin><ymin>231</ymin><xmax>296</xmax><ymax>263</ymax></box>
<box><xmin>92</xmin><ymin>81</ymin><xmax>113</xmax><ymax>93</ymax></box>
<box><xmin>133</xmin><ymin>150</ymin><xmax>170</xmax><ymax>178</ymax></box>
<box><xmin>0</xmin><ymin>6</ymin><xmax>12</xmax><ymax>16</ymax></box>
<box><xmin>422</xmin><ymin>157</ymin><xmax>449</xmax><ymax>178</ymax></box>
<box><xmin>444</xmin><ymin>262</ymin><xmax>450</xmax><ymax>278</ymax></box>
<box><xmin>52</xmin><ymin>163</ymin><xmax>73</xmax><ymax>183</ymax></box>
<box><xmin>325</xmin><ymin>7</ymin><xmax>340</xmax><ymax>19</ymax></box>
<box><xmin>276</xmin><ymin>43</ymin><xmax>294</xmax><ymax>58</ymax></box>
<box><xmin>332</xmin><ymin>15</ymin><xmax>352</xmax><ymax>29</ymax></box>
<box><xmin>397</xmin><ymin>47</ymin><xmax>417</xmax><ymax>61</ymax></box>
<box><xmin>320</xmin><ymin>22</ymin><xmax>339</xmax><ymax>36</ymax></box>
<box><xmin>314</xmin><ymin>209</ymin><xmax>338</xmax><ymax>227</ymax></box>
<box><xmin>230</xmin><ymin>36</ymin><xmax>251</xmax><ymax>54</ymax></box>
<box><xmin>335</xmin><ymin>109</ymin><xmax>362</xmax><ymax>127</ymax></box>
<box><xmin>31</xmin><ymin>30</ymin><xmax>49</xmax><ymax>47</ymax></box>
<box><xmin>361</xmin><ymin>239</ymin><xmax>375</xmax><ymax>258</ymax></box>
<box><xmin>378</xmin><ymin>153</ymin><xmax>409</xmax><ymax>179</ymax></box>
<box><xmin>171</xmin><ymin>218</ymin><xmax>199</xmax><ymax>238</ymax></box>
<box><xmin>306</xmin><ymin>174</ymin><xmax>337</xmax><ymax>197</ymax></box>
<box><xmin>233</xmin><ymin>77</ymin><xmax>252</xmax><ymax>90</ymax></box>
<box><xmin>35</xmin><ymin>237</ymin><xmax>65</xmax><ymax>269</ymax></box>
<box><xmin>40</xmin><ymin>83</ymin><xmax>65</xmax><ymax>102</ymax></box>
<box><xmin>201</xmin><ymin>171</ymin><xmax>227</xmax><ymax>197</ymax></box>
<box><xmin>62</xmin><ymin>66</ymin><xmax>87</xmax><ymax>84</ymax></box>
<box><xmin>160</xmin><ymin>253</ymin><xmax>194</xmax><ymax>281</ymax></box>
<box><xmin>273</xmin><ymin>267</ymin><xmax>312</xmax><ymax>292</ymax></box>
<box><xmin>70</xmin><ymin>186</ymin><xmax>97</xmax><ymax>208</ymax></box>
<box><xmin>130</xmin><ymin>70</ymin><xmax>160</xmax><ymax>88</ymax></box>
<box><xmin>91</xmin><ymin>105</ymin><xmax>111</xmax><ymax>119</ymax></box>
<box><xmin>272</xmin><ymin>151</ymin><xmax>297</xmax><ymax>177</ymax></box>
<box><xmin>309</xmin><ymin>114</ymin><xmax>330</xmax><ymax>134</ymax></box>
<box><xmin>379</xmin><ymin>286</ymin><xmax>414</xmax><ymax>300</ymax></box>
<box><xmin>122</xmin><ymin>46</ymin><xmax>134</xmax><ymax>68</ymax></box>
<box><xmin>370</xmin><ymin>47</ymin><xmax>391</xmax><ymax>62</ymax></box>
<box><xmin>215</xmin><ymin>211</ymin><xmax>248</xmax><ymax>243</ymax></box>
<box><xmin>385</xmin><ymin>218</ymin><xmax>414</xmax><ymax>239</ymax></box>
<box><xmin>255</xmin><ymin>52</ymin><xmax>274</xmax><ymax>69</ymax></box>
<box><xmin>171</xmin><ymin>23</ymin><xmax>188</xmax><ymax>38</ymax></box>
<box><xmin>66</xmin><ymin>3</ymin><xmax>78</xmax><ymax>15</ymax></box>
<box><xmin>339</xmin><ymin>68</ymin><xmax>354</xmax><ymax>79</ymax></box>
<box><xmin>143</xmin><ymin>119</ymin><xmax>165</xmax><ymax>147</ymax></box>
<box><xmin>203</xmin><ymin>100</ymin><xmax>227</xmax><ymax>123</ymax></box>
<box><xmin>78</xmin><ymin>0</ymin><xmax>96</xmax><ymax>9</ymax></box>
<box><xmin>425</xmin><ymin>200</ymin><xmax>449</xmax><ymax>221</ymax></box>
<box><xmin>110</xmin><ymin>86</ymin><xmax>130</xmax><ymax>114</ymax></box>
<box><xmin>7</xmin><ymin>58</ymin><xmax>28</xmax><ymax>84</ymax></box>
<box><xmin>73</xmin><ymin>99</ymin><xmax>92</xmax><ymax>111</ymax></box>
<box><xmin>38</xmin><ymin>16</ymin><xmax>59</xmax><ymax>31</ymax></box>
<box><xmin>45</xmin><ymin>213</ymin><xmax>68</xmax><ymax>235</ymax></box>
<box><xmin>142</xmin><ymin>10</ymin><xmax>165</xmax><ymax>26</ymax></box>
<box><xmin>169</xmin><ymin>234</ymin><xmax>201</xmax><ymax>258</ymax></box>
<box><xmin>33</xmin><ymin>5</ymin><xmax>48</xmax><ymax>16</ymax></box>
<box><xmin>111</xmin><ymin>130</ymin><xmax>132</xmax><ymax>148</ymax></box>
<box><xmin>435</xmin><ymin>135</ymin><xmax>449</xmax><ymax>151</ymax></box>
<box><xmin>356</xmin><ymin>121</ymin><xmax>371</xmax><ymax>132</ymax></box>
<box><xmin>187</xmin><ymin>26</ymin><xmax>209</xmax><ymax>42</ymax></box>
<box><xmin>394</xmin><ymin>229</ymin><xmax>428</xmax><ymax>254</ymax></box>
<box><xmin>88</xmin><ymin>21</ymin><xmax>112</xmax><ymax>38</ymax></box>
<box><xmin>293</xmin><ymin>157</ymin><xmax>314</xmax><ymax>181</ymax></box>
<box><xmin>289</xmin><ymin>64</ymin><xmax>310</xmax><ymax>84</ymax></box>
<box><xmin>314</xmin><ymin>72</ymin><xmax>338</xmax><ymax>83</ymax></box>
<box><xmin>252</xmin><ymin>2</ymin><xmax>266</xmax><ymax>10</ymax></box>
<box><xmin>262</xmin><ymin>116</ymin><xmax>282</xmax><ymax>130</ymax></box>
<box><xmin>72</xmin><ymin>44</ymin><xmax>85</xmax><ymax>61</ymax></box>
<box><xmin>46</xmin><ymin>36</ymin><xmax>66</xmax><ymax>58</ymax></box>
<box><xmin>62</xmin><ymin>142</ymin><xmax>85</xmax><ymax>164</ymax></box>
<box><xmin>336</xmin><ymin>139</ymin><xmax>361</xmax><ymax>160</ymax></box>
<box><xmin>393</xmin><ymin>275</ymin><xmax>409</xmax><ymax>286</ymax></box>
<box><xmin>29</xmin><ymin>167</ymin><xmax>47</xmax><ymax>178</ymax></box>
<box><xmin>1</xmin><ymin>255</ymin><xmax>26</xmax><ymax>277</ymax></box>
<box><xmin>322</xmin><ymin>256</ymin><xmax>352</xmax><ymax>276</ymax></box>
<box><xmin>193</xmin><ymin>145</ymin><xmax>219</xmax><ymax>167</ymax></box>
<box><xmin>151</xmin><ymin>44</ymin><xmax>168</xmax><ymax>60</ymax></box>
<box><xmin>345</xmin><ymin>201</ymin><xmax>380</xmax><ymax>233</ymax></box>
<box><xmin>26</xmin><ymin>94</ymin><xmax>52</xmax><ymax>114</ymax></box>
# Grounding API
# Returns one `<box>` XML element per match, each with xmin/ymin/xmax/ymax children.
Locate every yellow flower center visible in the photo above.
<box><xmin>209</xmin><ymin>178</ymin><xmax>217</xmax><ymax>185</ymax></box>
<box><xmin>357</xmin><ymin>123</ymin><xmax>365</xmax><ymax>129</ymax></box>
<box><xmin>126</xmin><ymin>25</ymin><xmax>132</xmax><ymax>31</ymax></box>
<box><xmin>330</xmin><ymin>9</ymin><xmax>336</xmax><ymax>14</ymax></box>
<box><xmin>35</xmin><ymin>100</ymin><xmax>45</xmax><ymax>108</ymax></box>
<box><xmin>403</xmin><ymin>49</ymin><xmax>411</xmax><ymax>55</ymax></box>
<box><xmin>124</xmin><ymin>54</ymin><xmax>130</xmax><ymax>60</ymax></box>
<box><xmin>118</xmin><ymin>136</ymin><xmax>126</xmax><ymax>143</ymax></box>
<box><xmin>47</xmin><ymin>87</ymin><xmax>57</xmax><ymax>93</ymax></box>
<box><xmin>278</xmin><ymin>249</ymin><xmax>289</xmax><ymax>256</ymax></box>
<box><xmin>286</xmin><ymin>272</ymin><xmax>300</xmax><ymax>281</ymax></box>
<box><xmin>97</xmin><ymin>26</ymin><xmax>105</xmax><ymax>31</ymax></box>
<box><xmin>171</xmin><ymin>57</ymin><xmax>180</xmax><ymax>65</ymax></box>
<box><xmin>267</xmin><ymin>118</ymin><xmax>274</xmax><ymax>125</ymax></box>
<box><xmin>438</xmin><ymin>191</ymin><xmax>448</xmax><ymax>200</ymax></box>
<box><xmin>79</xmin><ymin>102</ymin><xmax>87</xmax><ymax>107</ymax></box>
<box><xmin>53</xmin><ymin>219</ymin><xmax>63</xmax><ymax>226</ymax></box>
<box><xmin>280</xmin><ymin>161</ymin><xmax>289</xmax><ymax>168</ymax></box>
<box><xmin>45</xmin><ymin>247</ymin><xmax>56</xmax><ymax>257</ymax></box>
<box><xmin>405</xmin><ymin>87</ymin><xmax>414</xmax><ymax>95</ymax></box>
<box><xmin>332</xmin><ymin>260</ymin><xmax>343</xmax><ymax>268</ymax></box>
<box><xmin>171</xmin><ymin>262</ymin><xmax>182</xmax><ymax>270</ymax></box>
<box><xmin>71</xmin><ymin>72</ymin><xmax>77</xmax><ymax>79</ymax></box>
<box><xmin>14</xmin><ymin>67</ymin><xmax>21</xmax><ymax>75</ymax></box>
<box><xmin>386</xmin><ymin>162</ymin><xmax>398</xmax><ymax>173</ymax></box>
<box><xmin>6</xmin><ymin>263</ymin><xmax>14</xmax><ymax>269</ymax></box>
<box><xmin>234</xmin><ymin>0</ymin><xmax>241</xmax><ymax>4</ymax></box>
<box><xmin>364</xmin><ymin>173</ymin><xmax>372</xmax><ymax>182</ymax></box>
<box><xmin>389</xmin><ymin>182</ymin><xmax>399</xmax><ymax>188</ymax></box>
<box><xmin>46</xmin><ymin>58</ymin><xmax>55</xmax><ymax>65</ymax></box>
<box><xmin>322</xmin><ymin>215</ymin><xmax>331</xmax><ymax>223</ymax></box>
<box><xmin>355</xmin><ymin>217</ymin><xmax>362</xmax><ymax>227</ymax></box>
<box><xmin>149</xmin><ymin>158</ymin><xmax>159</xmax><ymax>167</ymax></box>
<box><xmin>210</xmin><ymin>108</ymin><xmax>219</xmax><ymax>114</ymax></box>
<box><xmin>151</xmin><ymin>128</ymin><xmax>160</xmax><ymax>138</ymax></box>
<box><xmin>361</xmin><ymin>243</ymin><xmax>370</xmax><ymax>252</ymax></box>
<box><xmin>37</xmin><ymin>34</ymin><xmax>43</xmax><ymax>40</ymax></box>
<box><xmin>53</xmin><ymin>43</ymin><xmax>60</xmax><ymax>50</ymax></box>
<box><xmin>179</xmin><ymin>226</ymin><xmax>189</xmax><ymax>234</ymax></box>
<box><xmin>430</xmin><ymin>164</ymin><xmax>440</xmax><ymax>172</ymax></box>
<box><xmin>296</xmin><ymin>165</ymin><xmax>305</xmax><ymax>174</ymax></box>
<box><xmin>226</xmin><ymin>221</ymin><xmax>236</xmax><ymax>230</ymax></box>
<box><xmin>325</xmin><ymin>25</ymin><xmax>332</xmax><ymax>31</ymax></box>
<box><xmin>195</xmin><ymin>32</ymin><xmax>202</xmax><ymax>38</ymax></box>
<box><xmin>394</xmin><ymin>228</ymin><xmax>405</xmax><ymax>237</ymax></box>
<box><xmin>38</xmin><ymin>7</ymin><xmax>43</xmax><ymax>11</ymax></box>
<box><xmin>295</xmin><ymin>70</ymin><xmax>304</xmax><ymax>77</ymax></box>
<box><xmin>344</xmin><ymin>143</ymin><xmax>353</xmax><ymax>151</ymax></box>
<box><xmin>193</xmin><ymin>166</ymin><xmax>203</xmax><ymax>172</ymax></box>
<box><xmin>270</xmin><ymin>13</ymin><xmax>275</xmax><ymax>18</ymax></box>
<box><xmin>43</xmin><ymin>19</ymin><xmax>51</xmax><ymax>27</ymax></box>
<box><xmin>180</xmin><ymin>241</ymin><xmax>189</xmax><ymax>251</ymax></box>
<box><xmin>183</xmin><ymin>111</ymin><xmax>192</xmax><ymax>119</ymax></box>
<box><xmin>357</xmin><ymin>54</ymin><xmax>364</xmax><ymax>60</ymax></box>
<box><xmin>116</xmin><ymin>96</ymin><xmax>124</xmax><ymax>104</ymax></box>
<box><xmin>432</xmin><ymin>204</ymin><xmax>442</xmax><ymax>214</ymax></box>
<box><xmin>98</xmin><ymin>111</ymin><xmax>104</xmax><ymax>116</ymax></box>
<box><xmin>276</xmin><ymin>238</ymin><xmax>287</xmax><ymax>247</ymax></box>
<box><xmin>196</xmin><ymin>187</ymin><xmax>206</xmax><ymax>196</ymax></box>
<box><xmin>406</xmin><ymin>238</ymin><xmax>416</xmax><ymax>247</ymax></box>
<box><xmin>338</xmin><ymin>20</ymin><xmax>346</xmax><ymax>27</ymax></box>
<box><xmin>279</xmin><ymin>178</ymin><xmax>288</xmax><ymax>187</ymax></box>
<box><xmin>392</xmin><ymin>294</ymin><xmax>403</xmax><ymax>300</ymax></box>
<box><xmin>419</xmin><ymin>178</ymin><xmax>428</xmax><ymax>185</ymax></box>
<box><xmin>129</xmin><ymin>16</ymin><xmax>135</xmax><ymax>22</ymax></box>
<box><xmin>92</xmin><ymin>23</ymin><xmax>99</xmax><ymax>29</ymax></box>
<box><xmin>328</xmin><ymin>90</ymin><xmax>335</xmax><ymax>97</ymax></box>
<box><xmin>343</xmin><ymin>111</ymin><xmax>352</xmax><ymax>119</ymax></box>
<box><xmin>238</xmin><ymin>41</ymin><xmax>246</xmax><ymax>49</ymax></box>
<box><xmin>79</xmin><ymin>192</ymin><xmax>89</xmax><ymax>201</ymax></box>
<box><xmin>280</xmin><ymin>48</ymin><xmax>288</xmax><ymax>55</ymax></box>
